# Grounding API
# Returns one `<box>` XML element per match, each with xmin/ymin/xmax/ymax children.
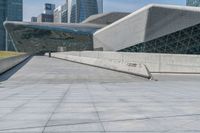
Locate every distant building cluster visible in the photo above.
<box><xmin>68</xmin><ymin>0</ymin><xmax>103</xmax><ymax>23</ymax></box>
<box><xmin>31</xmin><ymin>0</ymin><xmax>103</xmax><ymax>24</ymax></box>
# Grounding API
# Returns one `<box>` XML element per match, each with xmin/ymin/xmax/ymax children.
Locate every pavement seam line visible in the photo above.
<box><xmin>86</xmin><ymin>83</ymin><xmax>106</xmax><ymax>132</ymax></box>
<box><xmin>0</xmin><ymin>87</ymin><xmax>49</xmax><ymax>120</ymax></box>
<box><xmin>41</xmin><ymin>84</ymin><xmax>72</xmax><ymax>133</ymax></box>
<box><xmin>0</xmin><ymin>113</ymin><xmax>200</xmax><ymax>132</ymax></box>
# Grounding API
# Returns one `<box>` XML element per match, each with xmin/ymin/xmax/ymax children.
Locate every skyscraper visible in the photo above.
<box><xmin>187</xmin><ymin>0</ymin><xmax>200</xmax><ymax>7</ymax></box>
<box><xmin>0</xmin><ymin>0</ymin><xmax>6</xmax><ymax>50</ymax></box>
<box><xmin>68</xmin><ymin>0</ymin><xmax>103</xmax><ymax>23</ymax></box>
<box><xmin>97</xmin><ymin>0</ymin><xmax>103</xmax><ymax>13</ymax></box>
<box><xmin>37</xmin><ymin>3</ymin><xmax>55</xmax><ymax>23</ymax></box>
<box><xmin>54</xmin><ymin>6</ymin><xmax>62</xmax><ymax>23</ymax></box>
<box><xmin>0</xmin><ymin>0</ymin><xmax>23</xmax><ymax>50</ymax></box>
<box><xmin>44</xmin><ymin>3</ymin><xmax>55</xmax><ymax>15</ymax></box>
<box><xmin>61</xmin><ymin>3</ymin><xmax>68</xmax><ymax>23</ymax></box>
<box><xmin>31</xmin><ymin>17</ymin><xmax>37</xmax><ymax>22</ymax></box>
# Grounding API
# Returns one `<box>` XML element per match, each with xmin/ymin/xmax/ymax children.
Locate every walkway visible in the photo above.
<box><xmin>0</xmin><ymin>56</ymin><xmax>200</xmax><ymax>133</ymax></box>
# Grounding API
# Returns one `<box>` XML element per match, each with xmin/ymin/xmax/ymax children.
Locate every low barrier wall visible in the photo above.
<box><xmin>0</xmin><ymin>54</ymin><xmax>30</xmax><ymax>75</ymax></box>
<box><xmin>53</xmin><ymin>51</ymin><xmax>200</xmax><ymax>74</ymax></box>
<box><xmin>50</xmin><ymin>52</ymin><xmax>152</xmax><ymax>79</ymax></box>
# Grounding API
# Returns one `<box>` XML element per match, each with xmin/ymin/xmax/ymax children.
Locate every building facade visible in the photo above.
<box><xmin>61</xmin><ymin>3</ymin><xmax>68</xmax><ymax>23</ymax></box>
<box><xmin>31</xmin><ymin>17</ymin><xmax>37</xmax><ymax>22</ymax></box>
<box><xmin>0</xmin><ymin>0</ymin><xmax>6</xmax><ymax>50</ymax></box>
<box><xmin>5</xmin><ymin>4</ymin><xmax>200</xmax><ymax>55</ymax></box>
<box><xmin>97</xmin><ymin>0</ymin><xmax>103</xmax><ymax>13</ymax></box>
<box><xmin>44</xmin><ymin>3</ymin><xmax>55</xmax><ymax>15</ymax></box>
<box><xmin>187</xmin><ymin>0</ymin><xmax>200</xmax><ymax>6</ymax></box>
<box><xmin>37</xmin><ymin>14</ymin><xmax>54</xmax><ymax>23</ymax></box>
<box><xmin>93</xmin><ymin>4</ymin><xmax>200</xmax><ymax>54</ymax></box>
<box><xmin>54</xmin><ymin>6</ymin><xmax>62</xmax><ymax>23</ymax></box>
<box><xmin>37</xmin><ymin>3</ymin><xmax>55</xmax><ymax>23</ymax></box>
<box><xmin>68</xmin><ymin>0</ymin><xmax>103</xmax><ymax>23</ymax></box>
<box><xmin>0</xmin><ymin>0</ymin><xmax>23</xmax><ymax>50</ymax></box>
<box><xmin>4</xmin><ymin>21</ymin><xmax>102</xmax><ymax>52</ymax></box>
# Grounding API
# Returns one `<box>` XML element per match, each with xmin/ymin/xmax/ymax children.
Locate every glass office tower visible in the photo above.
<box><xmin>68</xmin><ymin>0</ymin><xmax>103</xmax><ymax>23</ymax></box>
<box><xmin>187</xmin><ymin>0</ymin><xmax>200</xmax><ymax>7</ymax></box>
<box><xmin>0</xmin><ymin>0</ymin><xmax>23</xmax><ymax>50</ymax></box>
<box><xmin>0</xmin><ymin>0</ymin><xmax>6</xmax><ymax>50</ymax></box>
<box><xmin>61</xmin><ymin>3</ymin><xmax>68</xmax><ymax>23</ymax></box>
<box><xmin>97</xmin><ymin>0</ymin><xmax>103</xmax><ymax>13</ymax></box>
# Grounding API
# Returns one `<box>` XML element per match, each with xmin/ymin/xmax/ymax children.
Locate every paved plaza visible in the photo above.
<box><xmin>0</xmin><ymin>56</ymin><xmax>200</xmax><ymax>133</ymax></box>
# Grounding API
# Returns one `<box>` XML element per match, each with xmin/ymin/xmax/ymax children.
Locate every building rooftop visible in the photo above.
<box><xmin>4</xmin><ymin>21</ymin><xmax>105</xmax><ymax>34</ymax></box>
<box><xmin>94</xmin><ymin>4</ymin><xmax>200</xmax><ymax>51</ymax></box>
<box><xmin>82</xmin><ymin>12</ymin><xmax>130</xmax><ymax>25</ymax></box>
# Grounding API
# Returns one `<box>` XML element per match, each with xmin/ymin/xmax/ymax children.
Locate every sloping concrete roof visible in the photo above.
<box><xmin>82</xmin><ymin>12</ymin><xmax>130</xmax><ymax>25</ymax></box>
<box><xmin>4</xmin><ymin>21</ymin><xmax>104</xmax><ymax>34</ymax></box>
<box><xmin>93</xmin><ymin>4</ymin><xmax>200</xmax><ymax>51</ymax></box>
<box><xmin>4</xmin><ymin>21</ymin><xmax>104</xmax><ymax>52</ymax></box>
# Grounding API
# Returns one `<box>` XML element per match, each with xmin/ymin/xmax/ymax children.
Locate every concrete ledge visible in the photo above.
<box><xmin>54</xmin><ymin>51</ymin><xmax>200</xmax><ymax>74</ymax></box>
<box><xmin>50</xmin><ymin>53</ymin><xmax>152</xmax><ymax>79</ymax></box>
<box><xmin>0</xmin><ymin>54</ymin><xmax>30</xmax><ymax>75</ymax></box>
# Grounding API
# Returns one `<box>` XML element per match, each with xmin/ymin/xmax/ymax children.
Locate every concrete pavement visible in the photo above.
<box><xmin>0</xmin><ymin>56</ymin><xmax>200</xmax><ymax>133</ymax></box>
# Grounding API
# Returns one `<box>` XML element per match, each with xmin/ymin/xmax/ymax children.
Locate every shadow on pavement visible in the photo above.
<box><xmin>0</xmin><ymin>56</ymin><xmax>33</xmax><ymax>82</ymax></box>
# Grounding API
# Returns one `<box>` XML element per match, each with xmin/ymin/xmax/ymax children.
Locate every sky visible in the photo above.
<box><xmin>23</xmin><ymin>0</ymin><xmax>186</xmax><ymax>21</ymax></box>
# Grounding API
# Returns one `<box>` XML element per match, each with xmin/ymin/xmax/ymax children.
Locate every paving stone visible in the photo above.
<box><xmin>0</xmin><ymin>56</ymin><xmax>199</xmax><ymax>132</ymax></box>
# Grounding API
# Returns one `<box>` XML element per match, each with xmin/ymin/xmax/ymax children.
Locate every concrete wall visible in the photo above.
<box><xmin>93</xmin><ymin>5</ymin><xmax>149</xmax><ymax>51</ymax></box>
<box><xmin>60</xmin><ymin>51</ymin><xmax>200</xmax><ymax>73</ymax></box>
<box><xmin>145</xmin><ymin>5</ymin><xmax>200</xmax><ymax>42</ymax></box>
<box><xmin>0</xmin><ymin>54</ymin><xmax>30</xmax><ymax>74</ymax></box>
<box><xmin>50</xmin><ymin>52</ymin><xmax>152</xmax><ymax>79</ymax></box>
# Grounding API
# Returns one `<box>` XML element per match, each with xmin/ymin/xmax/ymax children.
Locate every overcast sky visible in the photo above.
<box><xmin>23</xmin><ymin>0</ymin><xmax>186</xmax><ymax>21</ymax></box>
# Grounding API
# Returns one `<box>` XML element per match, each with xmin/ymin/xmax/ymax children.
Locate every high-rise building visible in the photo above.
<box><xmin>37</xmin><ymin>14</ymin><xmax>54</xmax><ymax>23</ymax></box>
<box><xmin>68</xmin><ymin>0</ymin><xmax>103</xmax><ymax>23</ymax></box>
<box><xmin>54</xmin><ymin>6</ymin><xmax>62</xmax><ymax>23</ymax></box>
<box><xmin>187</xmin><ymin>0</ymin><xmax>200</xmax><ymax>6</ymax></box>
<box><xmin>37</xmin><ymin>3</ymin><xmax>55</xmax><ymax>23</ymax></box>
<box><xmin>44</xmin><ymin>3</ymin><xmax>55</xmax><ymax>15</ymax></box>
<box><xmin>0</xmin><ymin>0</ymin><xmax>23</xmax><ymax>51</ymax></box>
<box><xmin>97</xmin><ymin>0</ymin><xmax>103</xmax><ymax>13</ymax></box>
<box><xmin>0</xmin><ymin>0</ymin><xmax>6</xmax><ymax>50</ymax></box>
<box><xmin>61</xmin><ymin>3</ymin><xmax>68</xmax><ymax>23</ymax></box>
<box><xmin>31</xmin><ymin>17</ymin><xmax>37</xmax><ymax>22</ymax></box>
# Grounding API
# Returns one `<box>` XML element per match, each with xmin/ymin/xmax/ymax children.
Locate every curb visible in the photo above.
<box><xmin>0</xmin><ymin>54</ymin><xmax>31</xmax><ymax>75</ymax></box>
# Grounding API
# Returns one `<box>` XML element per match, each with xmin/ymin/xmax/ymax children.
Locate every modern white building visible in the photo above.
<box><xmin>4</xmin><ymin>4</ymin><xmax>200</xmax><ymax>54</ymax></box>
<box><xmin>93</xmin><ymin>4</ymin><xmax>200</xmax><ymax>54</ymax></box>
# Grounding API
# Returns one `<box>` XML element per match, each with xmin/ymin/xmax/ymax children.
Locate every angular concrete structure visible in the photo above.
<box><xmin>4</xmin><ymin>22</ymin><xmax>104</xmax><ymax>52</ymax></box>
<box><xmin>82</xmin><ymin>12</ymin><xmax>130</xmax><ymax>25</ymax></box>
<box><xmin>4</xmin><ymin>4</ymin><xmax>200</xmax><ymax>54</ymax></box>
<box><xmin>94</xmin><ymin>4</ymin><xmax>200</xmax><ymax>53</ymax></box>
